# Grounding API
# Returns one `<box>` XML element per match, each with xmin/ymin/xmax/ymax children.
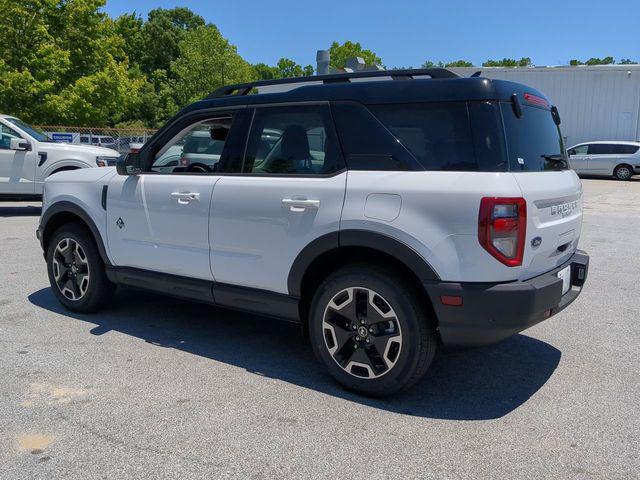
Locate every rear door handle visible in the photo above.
<box><xmin>282</xmin><ymin>198</ymin><xmax>320</xmax><ymax>212</ymax></box>
<box><xmin>171</xmin><ymin>192</ymin><xmax>200</xmax><ymax>204</ymax></box>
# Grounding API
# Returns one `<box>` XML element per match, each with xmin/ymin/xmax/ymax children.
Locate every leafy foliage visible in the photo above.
<box><xmin>0</xmin><ymin>3</ymin><xmax>327</xmax><ymax>127</ymax></box>
<box><xmin>253</xmin><ymin>59</ymin><xmax>314</xmax><ymax>80</ymax></box>
<box><xmin>1</xmin><ymin>3</ymin><xmax>634</xmax><ymax>128</ymax></box>
<box><xmin>483</xmin><ymin>57</ymin><xmax>532</xmax><ymax>67</ymax></box>
<box><xmin>570</xmin><ymin>57</ymin><xmax>636</xmax><ymax>66</ymax></box>
<box><xmin>170</xmin><ymin>25</ymin><xmax>254</xmax><ymax>107</ymax></box>
<box><xmin>329</xmin><ymin>41</ymin><xmax>382</xmax><ymax>69</ymax></box>
<box><xmin>423</xmin><ymin>60</ymin><xmax>475</xmax><ymax>68</ymax></box>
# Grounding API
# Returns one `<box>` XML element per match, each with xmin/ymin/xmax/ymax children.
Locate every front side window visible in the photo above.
<box><xmin>150</xmin><ymin>116</ymin><xmax>233</xmax><ymax>173</ymax></box>
<box><xmin>501</xmin><ymin>103</ymin><xmax>567</xmax><ymax>171</ymax></box>
<box><xmin>241</xmin><ymin>105</ymin><xmax>344</xmax><ymax>175</ymax></box>
<box><xmin>0</xmin><ymin>123</ymin><xmax>21</xmax><ymax>150</ymax></box>
<box><xmin>568</xmin><ymin>145</ymin><xmax>588</xmax><ymax>155</ymax></box>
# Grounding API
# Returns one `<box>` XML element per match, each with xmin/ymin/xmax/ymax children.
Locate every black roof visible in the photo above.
<box><xmin>184</xmin><ymin>69</ymin><xmax>551</xmax><ymax>114</ymax></box>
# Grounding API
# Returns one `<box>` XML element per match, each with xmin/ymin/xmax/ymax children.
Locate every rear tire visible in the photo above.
<box><xmin>46</xmin><ymin>223</ymin><xmax>115</xmax><ymax>313</ymax></box>
<box><xmin>613</xmin><ymin>164</ymin><xmax>633</xmax><ymax>181</ymax></box>
<box><xmin>308</xmin><ymin>264</ymin><xmax>437</xmax><ymax>397</ymax></box>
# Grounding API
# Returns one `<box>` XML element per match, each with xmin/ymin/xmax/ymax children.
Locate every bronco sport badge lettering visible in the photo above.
<box><xmin>551</xmin><ymin>200</ymin><xmax>578</xmax><ymax>218</ymax></box>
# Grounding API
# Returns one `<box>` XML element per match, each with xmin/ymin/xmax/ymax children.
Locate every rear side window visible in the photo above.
<box><xmin>242</xmin><ymin>105</ymin><xmax>344</xmax><ymax>175</ymax></box>
<box><xmin>588</xmin><ymin>144</ymin><xmax>616</xmax><ymax>155</ymax></box>
<box><xmin>369</xmin><ymin>102</ymin><xmax>477</xmax><ymax>171</ymax></box>
<box><xmin>616</xmin><ymin>144</ymin><xmax>639</xmax><ymax>154</ymax></box>
<box><xmin>501</xmin><ymin>103</ymin><xmax>567</xmax><ymax>171</ymax></box>
<box><xmin>331</xmin><ymin>101</ymin><xmax>420</xmax><ymax>171</ymax></box>
<box><xmin>589</xmin><ymin>144</ymin><xmax>639</xmax><ymax>155</ymax></box>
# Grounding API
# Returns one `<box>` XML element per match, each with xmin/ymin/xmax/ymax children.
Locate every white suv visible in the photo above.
<box><xmin>0</xmin><ymin>114</ymin><xmax>120</xmax><ymax>198</ymax></box>
<box><xmin>37</xmin><ymin>69</ymin><xmax>589</xmax><ymax>396</ymax></box>
<box><xmin>568</xmin><ymin>141</ymin><xmax>640</xmax><ymax>180</ymax></box>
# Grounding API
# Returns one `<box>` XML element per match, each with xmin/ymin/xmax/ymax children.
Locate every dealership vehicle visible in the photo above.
<box><xmin>37</xmin><ymin>69</ymin><xmax>589</xmax><ymax>396</ymax></box>
<box><xmin>79</xmin><ymin>134</ymin><xmax>117</xmax><ymax>150</ymax></box>
<box><xmin>0</xmin><ymin>115</ymin><xmax>120</xmax><ymax>198</ymax></box>
<box><xmin>568</xmin><ymin>141</ymin><xmax>640</xmax><ymax>180</ymax></box>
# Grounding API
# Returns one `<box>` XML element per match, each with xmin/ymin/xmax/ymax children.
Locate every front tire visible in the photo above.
<box><xmin>46</xmin><ymin>223</ymin><xmax>115</xmax><ymax>313</ymax></box>
<box><xmin>613</xmin><ymin>164</ymin><xmax>633</xmax><ymax>181</ymax></box>
<box><xmin>309</xmin><ymin>265</ymin><xmax>437</xmax><ymax>397</ymax></box>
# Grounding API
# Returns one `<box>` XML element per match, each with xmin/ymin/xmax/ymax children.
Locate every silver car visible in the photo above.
<box><xmin>568</xmin><ymin>141</ymin><xmax>640</xmax><ymax>180</ymax></box>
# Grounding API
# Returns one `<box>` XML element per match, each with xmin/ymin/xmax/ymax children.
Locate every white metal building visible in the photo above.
<box><xmin>451</xmin><ymin>65</ymin><xmax>640</xmax><ymax>147</ymax></box>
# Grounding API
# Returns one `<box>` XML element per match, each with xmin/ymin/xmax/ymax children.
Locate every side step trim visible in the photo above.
<box><xmin>105</xmin><ymin>266</ymin><xmax>300</xmax><ymax>323</ymax></box>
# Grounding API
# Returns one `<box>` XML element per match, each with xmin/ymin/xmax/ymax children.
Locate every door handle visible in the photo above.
<box><xmin>171</xmin><ymin>192</ymin><xmax>200</xmax><ymax>204</ymax></box>
<box><xmin>282</xmin><ymin>197</ymin><xmax>321</xmax><ymax>212</ymax></box>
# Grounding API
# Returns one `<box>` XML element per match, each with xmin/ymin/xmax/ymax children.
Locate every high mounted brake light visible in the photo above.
<box><xmin>479</xmin><ymin>197</ymin><xmax>527</xmax><ymax>267</ymax></box>
<box><xmin>523</xmin><ymin>93</ymin><xmax>550</xmax><ymax>108</ymax></box>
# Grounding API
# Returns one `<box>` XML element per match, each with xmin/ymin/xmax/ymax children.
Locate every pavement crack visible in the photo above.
<box><xmin>56</xmin><ymin>412</ymin><xmax>227</xmax><ymax>469</ymax></box>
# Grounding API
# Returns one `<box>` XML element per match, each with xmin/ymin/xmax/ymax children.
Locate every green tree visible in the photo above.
<box><xmin>114</xmin><ymin>13</ymin><xmax>145</xmax><ymax>67</ymax></box>
<box><xmin>41</xmin><ymin>59</ymin><xmax>145</xmax><ymax>126</ymax></box>
<box><xmin>0</xmin><ymin>0</ymin><xmax>143</xmax><ymax>125</ymax></box>
<box><xmin>570</xmin><ymin>56</ymin><xmax>618</xmax><ymax>66</ymax></box>
<box><xmin>276</xmin><ymin>58</ymin><xmax>313</xmax><ymax>77</ymax></box>
<box><xmin>253</xmin><ymin>62</ymin><xmax>280</xmax><ymax>80</ymax></box>
<box><xmin>253</xmin><ymin>59</ymin><xmax>314</xmax><ymax>80</ymax></box>
<box><xmin>329</xmin><ymin>41</ymin><xmax>382</xmax><ymax>70</ymax></box>
<box><xmin>139</xmin><ymin>7</ymin><xmax>205</xmax><ymax>75</ymax></box>
<box><xmin>421</xmin><ymin>60</ymin><xmax>443</xmax><ymax>68</ymax></box>
<box><xmin>483</xmin><ymin>57</ymin><xmax>531</xmax><ymax>67</ymax></box>
<box><xmin>585</xmin><ymin>56</ymin><xmax>614</xmax><ymax>65</ymax></box>
<box><xmin>445</xmin><ymin>60</ymin><xmax>474</xmax><ymax>67</ymax></box>
<box><xmin>618</xmin><ymin>58</ymin><xmax>638</xmax><ymax>65</ymax></box>
<box><xmin>170</xmin><ymin>25</ymin><xmax>254</xmax><ymax>107</ymax></box>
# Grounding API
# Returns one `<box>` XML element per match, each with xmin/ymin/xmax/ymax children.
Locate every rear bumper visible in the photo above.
<box><xmin>424</xmin><ymin>250</ymin><xmax>589</xmax><ymax>347</ymax></box>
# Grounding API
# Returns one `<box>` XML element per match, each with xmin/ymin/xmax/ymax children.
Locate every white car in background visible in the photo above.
<box><xmin>567</xmin><ymin>141</ymin><xmax>640</xmax><ymax>180</ymax></box>
<box><xmin>0</xmin><ymin>114</ymin><xmax>120</xmax><ymax>199</ymax></box>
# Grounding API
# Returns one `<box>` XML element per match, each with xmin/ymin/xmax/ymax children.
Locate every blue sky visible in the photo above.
<box><xmin>104</xmin><ymin>0</ymin><xmax>640</xmax><ymax>68</ymax></box>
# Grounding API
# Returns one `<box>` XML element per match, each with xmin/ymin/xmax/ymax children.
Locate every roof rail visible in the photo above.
<box><xmin>207</xmin><ymin>68</ymin><xmax>459</xmax><ymax>98</ymax></box>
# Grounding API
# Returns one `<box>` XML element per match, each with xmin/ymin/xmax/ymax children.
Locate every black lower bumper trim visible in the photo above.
<box><xmin>424</xmin><ymin>250</ymin><xmax>589</xmax><ymax>347</ymax></box>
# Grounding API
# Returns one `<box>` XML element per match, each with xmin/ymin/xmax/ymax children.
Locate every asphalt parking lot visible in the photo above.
<box><xmin>1</xmin><ymin>178</ymin><xmax>638</xmax><ymax>479</ymax></box>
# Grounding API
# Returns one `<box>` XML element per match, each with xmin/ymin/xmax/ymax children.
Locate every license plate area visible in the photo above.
<box><xmin>557</xmin><ymin>265</ymin><xmax>571</xmax><ymax>295</ymax></box>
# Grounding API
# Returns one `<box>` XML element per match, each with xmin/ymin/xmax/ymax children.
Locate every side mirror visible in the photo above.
<box><xmin>116</xmin><ymin>152</ymin><xmax>142</xmax><ymax>175</ymax></box>
<box><xmin>10</xmin><ymin>138</ymin><xmax>32</xmax><ymax>151</ymax></box>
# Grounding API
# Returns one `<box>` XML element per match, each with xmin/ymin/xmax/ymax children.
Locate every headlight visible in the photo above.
<box><xmin>96</xmin><ymin>156</ymin><xmax>120</xmax><ymax>167</ymax></box>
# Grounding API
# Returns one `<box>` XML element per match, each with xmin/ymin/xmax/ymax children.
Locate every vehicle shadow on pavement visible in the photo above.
<box><xmin>0</xmin><ymin>205</ymin><xmax>42</xmax><ymax>217</ymax></box>
<box><xmin>28</xmin><ymin>287</ymin><xmax>561</xmax><ymax>421</ymax></box>
<box><xmin>579</xmin><ymin>175</ymin><xmax>640</xmax><ymax>182</ymax></box>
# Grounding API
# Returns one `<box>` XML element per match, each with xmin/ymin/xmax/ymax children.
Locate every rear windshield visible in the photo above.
<box><xmin>500</xmin><ymin>103</ymin><xmax>567</xmax><ymax>171</ymax></box>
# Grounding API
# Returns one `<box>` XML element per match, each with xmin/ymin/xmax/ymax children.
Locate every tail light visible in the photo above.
<box><xmin>479</xmin><ymin>197</ymin><xmax>527</xmax><ymax>267</ymax></box>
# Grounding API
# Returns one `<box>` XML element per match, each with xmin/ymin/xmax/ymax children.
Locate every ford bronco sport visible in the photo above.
<box><xmin>37</xmin><ymin>69</ymin><xmax>589</xmax><ymax>396</ymax></box>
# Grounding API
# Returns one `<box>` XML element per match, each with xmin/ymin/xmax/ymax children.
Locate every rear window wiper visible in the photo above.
<box><xmin>541</xmin><ymin>154</ymin><xmax>568</xmax><ymax>169</ymax></box>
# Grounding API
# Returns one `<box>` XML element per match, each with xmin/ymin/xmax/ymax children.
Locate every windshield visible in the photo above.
<box><xmin>5</xmin><ymin>117</ymin><xmax>52</xmax><ymax>142</ymax></box>
<box><xmin>500</xmin><ymin>103</ymin><xmax>567</xmax><ymax>171</ymax></box>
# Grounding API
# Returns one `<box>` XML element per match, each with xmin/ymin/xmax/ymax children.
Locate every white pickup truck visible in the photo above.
<box><xmin>0</xmin><ymin>114</ymin><xmax>120</xmax><ymax>199</ymax></box>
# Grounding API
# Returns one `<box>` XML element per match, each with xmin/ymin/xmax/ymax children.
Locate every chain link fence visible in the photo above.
<box><xmin>35</xmin><ymin>126</ymin><xmax>157</xmax><ymax>155</ymax></box>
